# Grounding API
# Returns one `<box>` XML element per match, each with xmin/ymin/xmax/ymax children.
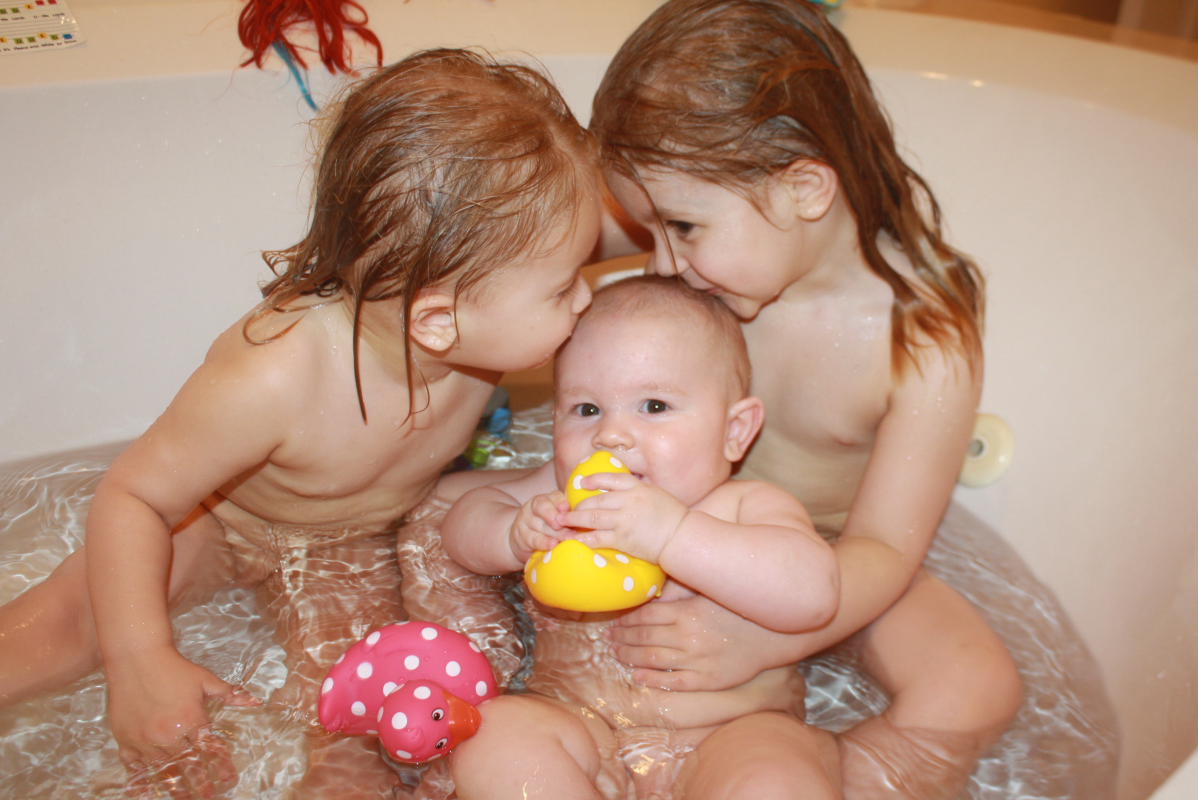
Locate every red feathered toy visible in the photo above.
<box><xmin>238</xmin><ymin>0</ymin><xmax>383</xmax><ymax>75</ymax></box>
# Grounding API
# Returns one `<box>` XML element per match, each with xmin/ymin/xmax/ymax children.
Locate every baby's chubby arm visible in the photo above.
<box><xmin>566</xmin><ymin>476</ymin><xmax>838</xmax><ymax>633</ymax></box>
<box><xmin>86</xmin><ymin>330</ymin><xmax>296</xmax><ymax>765</ymax></box>
<box><xmin>442</xmin><ymin>462</ymin><xmax>569</xmax><ymax>575</ymax></box>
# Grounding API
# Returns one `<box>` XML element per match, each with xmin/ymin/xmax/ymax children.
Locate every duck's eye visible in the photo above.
<box><xmin>435</xmin><ymin>737</ymin><xmax>449</xmax><ymax>749</ymax></box>
<box><xmin>431</xmin><ymin>708</ymin><xmax>445</xmax><ymax>721</ymax></box>
<box><xmin>574</xmin><ymin>403</ymin><xmax>600</xmax><ymax>417</ymax></box>
<box><xmin>642</xmin><ymin>399</ymin><xmax>669</xmax><ymax>414</ymax></box>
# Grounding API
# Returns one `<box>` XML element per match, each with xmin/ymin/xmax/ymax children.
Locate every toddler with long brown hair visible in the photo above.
<box><xmin>0</xmin><ymin>48</ymin><xmax>600</xmax><ymax>798</ymax></box>
<box><xmin>591</xmin><ymin>1</ymin><xmax>1022</xmax><ymax>796</ymax></box>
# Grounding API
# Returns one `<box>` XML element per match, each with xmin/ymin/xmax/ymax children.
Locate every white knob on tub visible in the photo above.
<box><xmin>958</xmin><ymin>413</ymin><xmax>1014</xmax><ymax>488</ymax></box>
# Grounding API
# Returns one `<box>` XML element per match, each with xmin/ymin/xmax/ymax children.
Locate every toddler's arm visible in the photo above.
<box><xmin>87</xmin><ymin>339</ymin><xmax>289</xmax><ymax>765</ymax></box>
<box><xmin>442</xmin><ymin>462</ymin><xmax>564</xmax><ymax>575</ymax></box>
<box><xmin>567</xmin><ymin>476</ymin><xmax>838</xmax><ymax>633</ymax></box>
<box><xmin>782</xmin><ymin>346</ymin><xmax>981</xmax><ymax>653</ymax></box>
<box><xmin>608</xmin><ymin>347</ymin><xmax>980</xmax><ymax>688</ymax></box>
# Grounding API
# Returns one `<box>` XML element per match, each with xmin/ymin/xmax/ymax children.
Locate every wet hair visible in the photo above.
<box><xmin>576</xmin><ymin>275</ymin><xmax>752</xmax><ymax>396</ymax></box>
<box><xmin>248</xmin><ymin>48</ymin><xmax>596</xmax><ymax>419</ymax></box>
<box><xmin>591</xmin><ymin>0</ymin><xmax>984</xmax><ymax>375</ymax></box>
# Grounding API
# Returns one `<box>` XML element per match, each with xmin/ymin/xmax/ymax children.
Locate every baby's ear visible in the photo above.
<box><xmin>724</xmin><ymin>396</ymin><xmax>765</xmax><ymax>462</ymax></box>
<box><xmin>409</xmin><ymin>289</ymin><xmax>458</xmax><ymax>353</ymax></box>
<box><xmin>775</xmin><ymin>158</ymin><xmax>838</xmax><ymax>222</ymax></box>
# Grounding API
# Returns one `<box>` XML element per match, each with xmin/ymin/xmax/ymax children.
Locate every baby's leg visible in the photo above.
<box><xmin>675</xmin><ymin>712</ymin><xmax>840</xmax><ymax>800</ymax></box>
<box><xmin>838</xmin><ymin>570</ymin><xmax>1023</xmax><ymax>799</ymax></box>
<box><xmin>0</xmin><ymin>511</ymin><xmax>232</xmax><ymax>708</ymax></box>
<box><xmin>451</xmin><ymin>694</ymin><xmax>623</xmax><ymax>800</ymax></box>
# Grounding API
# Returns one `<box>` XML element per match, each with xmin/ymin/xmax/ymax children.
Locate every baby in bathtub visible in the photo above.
<box><xmin>0</xmin><ymin>48</ymin><xmax>599</xmax><ymax>797</ymax></box>
<box><xmin>440</xmin><ymin>275</ymin><xmax>842</xmax><ymax>799</ymax></box>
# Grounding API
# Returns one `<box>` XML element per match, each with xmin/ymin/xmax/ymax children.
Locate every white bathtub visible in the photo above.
<box><xmin>1</xmin><ymin>1</ymin><xmax>1195</xmax><ymax>797</ymax></box>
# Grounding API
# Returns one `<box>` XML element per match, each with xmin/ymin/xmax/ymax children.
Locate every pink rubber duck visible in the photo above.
<box><xmin>317</xmin><ymin>621</ymin><xmax>497</xmax><ymax>763</ymax></box>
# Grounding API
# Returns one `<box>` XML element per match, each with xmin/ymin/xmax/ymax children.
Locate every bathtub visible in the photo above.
<box><xmin>1</xmin><ymin>0</ymin><xmax>1195</xmax><ymax>797</ymax></box>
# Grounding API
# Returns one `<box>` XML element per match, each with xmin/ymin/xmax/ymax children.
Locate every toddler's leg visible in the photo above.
<box><xmin>676</xmin><ymin>711</ymin><xmax>840</xmax><ymax>800</ymax></box>
<box><xmin>0</xmin><ymin>511</ymin><xmax>233</xmax><ymax>708</ymax></box>
<box><xmin>838</xmin><ymin>570</ymin><xmax>1023</xmax><ymax>799</ymax></box>
<box><xmin>0</xmin><ymin>549</ymin><xmax>98</xmax><ymax>705</ymax></box>
<box><xmin>451</xmin><ymin>694</ymin><xmax>620</xmax><ymax>800</ymax></box>
<box><xmin>396</xmin><ymin>493</ymin><xmax>524</xmax><ymax>687</ymax></box>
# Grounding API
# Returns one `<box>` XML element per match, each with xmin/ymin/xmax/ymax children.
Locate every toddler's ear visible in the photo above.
<box><xmin>775</xmin><ymin>159</ymin><xmax>838</xmax><ymax>222</ymax></box>
<box><xmin>409</xmin><ymin>289</ymin><xmax>458</xmax><ymax>353</ymax></box>
<box><xmin>724</xmin><ymin>396</ymin><xmax>765</xmax><ymax>462</ymax></box>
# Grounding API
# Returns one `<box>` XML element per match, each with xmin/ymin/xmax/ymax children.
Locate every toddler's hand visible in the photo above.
<box><xmin>509</xmin><ymin>491</ymin><xmax>569</xmax><ymax>563</ymax></box>
<box><xmin>107</xmin><ymin>645</ymin><xmax>260</xmax><ymax>770</ymax></box>
<box><xmin>609</xmin><ymin>592</ymin><xmax>802</xmax><ymax>692</ymax></box>
<box><xmin>563</xmin><ymin>474</ymin><xmax>687</xmax><ymax>563</ymax></box>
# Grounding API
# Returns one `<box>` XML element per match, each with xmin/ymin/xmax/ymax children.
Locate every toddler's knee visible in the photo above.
<box><xmin>955</xmin><ymin>638</ymin><xmax>1024</xmax><ymax>733</ymax></box>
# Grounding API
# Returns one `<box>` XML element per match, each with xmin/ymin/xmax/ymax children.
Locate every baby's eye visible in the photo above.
<box><xmin>641</xmin><ymin>399</ymin><xmax>669</xmax><ymax>414</ymax></box>
<box><xmin>573</xmin><ymin>403</ymin><xmax>600</xmax><ymax>417</ymax></box>
<box><xmin>665</xmin><ymin>220</ymin><xmax>695</xmax><ymax>237</ymax></box>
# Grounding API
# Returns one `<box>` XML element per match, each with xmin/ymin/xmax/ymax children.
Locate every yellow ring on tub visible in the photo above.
<box><xmin>524</xmin><ymin>451</ymin><xmax>666</xmax><ymax>612</ymax></box>
<box><xmin>958</xmin><ymin>413</ymin><xmax>1015</xmax><ymax>488</ymax></box>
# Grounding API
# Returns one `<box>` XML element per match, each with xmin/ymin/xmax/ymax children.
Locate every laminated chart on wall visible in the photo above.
<box><xmin>0</xmin><ymin>0</ymin><xmax>83</xmax><ymax>55</ymax></box>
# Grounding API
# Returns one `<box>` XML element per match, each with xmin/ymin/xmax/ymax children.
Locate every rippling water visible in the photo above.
<box><xmin>0</xmin><ymin>409</ymin><xmax>1118</xmax><ymax>798</ymax></box>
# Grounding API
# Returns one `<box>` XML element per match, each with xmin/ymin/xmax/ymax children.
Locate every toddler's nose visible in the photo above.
<box><xmin>650</xmin><ymin>246</ymin><xmax>681</xmax><ymax>278</ymax></box>
<box><xmin>571</xmin><ymin>275</ymin><xmax>593</xmax><ymax>314</ymax></box>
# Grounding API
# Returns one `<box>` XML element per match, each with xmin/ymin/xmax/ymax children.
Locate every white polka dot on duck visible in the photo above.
<box><xmin>351</xmin><ymin>701</ymin><xmax>366</xmax><ymax>716</ymax></box>
<box><xmin>572</xmin><ymin>475</ymin><xmax>584</xmax><ymax>490</ymax></box>
<box><xmin>404</xmin><ymin>655</ymin><xmax>420</xmax><ymax>670</ymax></box>
<box><xmin>611</xmin><ymin>457</ymin><xmax>625</xmax><ymax>469</ymax></box>
<box><xmin>445</xmin><ymin>661</ymin><xmax>461</xmax><ymax>677</ymax></box>
<box><xmin>396</xmin><ymin>749</ymin><xmax>412</xmax><ymax>760</ymax></box>
<box><xmin>543</xmin><ymin>550</ymin><xmax>553</xmax><ymax>564</ymax></box>
<box><xmin>391</xmin><ymin>712</ymin><xmax>408</xmax><ymax>730</ymax></box>
<box><xmin>623</xmin><ymin>576</ymin><xmax>634</xmax><ymax>592</ymax></box>
<box><xmin>475</xmin><ymin>681</ymin><xmax>489</xmax><ymax>697</ymax></box>
<box><xmin>356</xmin><ymin>662</ymin><xmax>373</xmax><ymax>680</ymax></box>
<box><xmin>615</xmin><ymin>553</ymin><xmax>630</xmax><ymax>564</ymax></box>
<box><xmin>593</xmin><ymin>554</ymin><xmax>608</xmax><ymax>568</ymax></box>
<box><xmin>383</xmin><ymin>681</ymin><xmax>398</xmax><ymax>696</ymax></box>
<box><xmin>414</xmin><ymin>686</ymin><xmax>432</xmax><ymax>700</ymax></box>
<box><xmin>421</xmin><ymin>627</ymin><xmax>438</xmax><ymax>641</ymax></box>
<box><xmin>321</xmin><ymin>678</ymin><xmax>334</xmax><ymax>694</ymax></box>
<box><xmin>646</xmin><ymin>585</ymin><xmax>659</xmax><ymax>599</ymax></box>
<box><xmin>366</xmin><ymin>631</ymin><xmax>381</xmax><ymax>646</ymax></box>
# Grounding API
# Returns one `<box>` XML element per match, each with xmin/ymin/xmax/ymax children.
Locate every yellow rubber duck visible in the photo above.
<box><xmin>524</xmin><ymin>451</ymin><xmax>667</xmax><ymax>613</ymax></box>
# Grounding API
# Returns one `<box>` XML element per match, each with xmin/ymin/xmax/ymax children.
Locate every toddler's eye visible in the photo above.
<box><xmin>556</xmin><ymin>278</ymin><xmax>578</xmax><ymax>300</ymax></box>
<box><xmin>641</xmin><ymin>399</ymin><xmax>669</xmax><ymax>414</ymax></box>
<box><xmin>666</xmin><ymin>220</ymin><xmax>695</xmax><ymax>237</ymax></box>
<box><xmin>574</xmin><ymin>403</ymin><xmax>600</xmax><ymax>417</ymax></box>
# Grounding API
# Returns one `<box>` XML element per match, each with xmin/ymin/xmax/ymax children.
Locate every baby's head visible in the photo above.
<box><xmin>552</xmin><ymin>276</ymin><xmax>761</xmax><ymax>506</ymax></box>
<box><xmin>257</xmin><ymin>49</ymin><xmax>599</xmax><ymax>409</ymax></box>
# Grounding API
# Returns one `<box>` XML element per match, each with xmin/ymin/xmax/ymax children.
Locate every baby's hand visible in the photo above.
<box><xmin>107</xmin><ymin>646</ymin><xmax>259</xmax><ymax>770</ymax></box>
<box><xmin>509</xmin><ymin>490</ymin><xmax>569</xmax><ymax>563</ymax></box>
<box><xmin>563</xmin><ymin>474</ymin><xmax>687</xmax><ymax>563</ymax></box>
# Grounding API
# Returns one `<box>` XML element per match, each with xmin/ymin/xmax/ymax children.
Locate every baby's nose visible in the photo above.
<box><xmin>593</xmin><ymin>416</ymin><xmax>633</xmax><ymax>451</ymax></box>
